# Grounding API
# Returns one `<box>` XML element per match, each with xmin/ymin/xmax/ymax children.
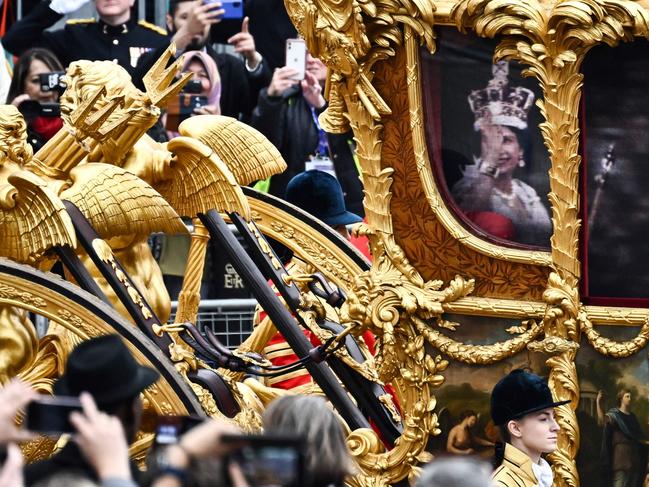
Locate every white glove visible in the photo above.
<box><xmin>49</xmin><ymin>0</ymin><xmax>90</xmax><ymax>15</ymax></box>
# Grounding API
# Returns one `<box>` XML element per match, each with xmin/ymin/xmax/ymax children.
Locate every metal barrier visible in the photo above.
<box><xmin>169</xmin><ymin>299</ymin><xmax>258</xmax><ymax>348</ymax></box>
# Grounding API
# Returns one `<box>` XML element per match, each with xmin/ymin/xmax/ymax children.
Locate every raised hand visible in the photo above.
<box><xmin>267</xmin><ymin>67</ymin><xmax>300</xmax><ymax>98</ymax></box>
<box><xmin>173</xmin><ymin>0</ymin><xmax>225</xmax><ymax>51</ymax></box>
<box><xmin>301</xmin><ymin>71</ymin><xmax>325</xmax><ymax>109</ymax></box>
<box><xmin>478</xmin><ymin>112</ymin><xmax>504</xmax><ymax>176</ymax></box>
<box><xmin>49</xmin><ymin>0</ymin><xmax>90</xmax><ymax>15</ymax></box>
<box><xmin>69</xmin><ymin>392</ymin><xmax>131</xmax><ymax>481</ymax></box>
<box><xmin>228</xmin><ymin>17</ymin><xmax>262</xmax><ymax>70</ymax></box>
<box><xmin>0</xmin><ymin>444</ymin><xmax>24</xmax><ymax>487</ymax></box>
<box><xmin>0</xmin><ymin>379</ymin><xmax>37</xmax><ymax>444</ymax></box>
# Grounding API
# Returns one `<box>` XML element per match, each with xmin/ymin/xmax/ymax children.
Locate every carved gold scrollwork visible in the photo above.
<box><xmin>92</xmin><ymin>238</ymin><xmax>153</xmax><ymax>319</ymax></box>
<box><xmin>0</xmin><ymin>265</ymin><xmax>193</xmax><ymax>463</ymax></box>
<box><xmin>449</xmin><ymin>2</ymin><xmax>649</xmax><ymax>485</ymax></box>
<box><xmin>414</xmin><ymin>315</ymin><xmax>544</xmax><ymax>364</ymax></box>
<box><xmin>175</xmin><ymin>219</ymin><xmax>210</xmax><ymax>325</ymax></box>
<box><xmin>579</xmin><ymin>312</ymin><xmax>649</xmax><ymax>358</ymax></box>
<box><xmin>538</xmin><ymin>347</ymin><xmax>580</xmax><ymax>487</ymax></box>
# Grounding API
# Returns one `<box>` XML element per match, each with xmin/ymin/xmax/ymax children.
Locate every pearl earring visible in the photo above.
<box><xmin>518</xmin><ymin>156</ymin><xmax>525</xmax><ymax>168</ymax></box>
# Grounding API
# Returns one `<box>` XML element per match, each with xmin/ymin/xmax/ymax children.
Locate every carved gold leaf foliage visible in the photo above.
<box><xmin>0</xmin><ymin>284</ymin><xmax>47</xmax><ymax>308</ymax></box>
<box><xmin>579</xmin><ymin>312</ymin><xmax>649</xmax><ymax>358</ymax></box>
<box><xmin>545</xmin><ymin>349</ymin><xmax>580</xmax><ymax>487</ymax></box>
<box><xmin>415</xmin><ymin>315</ymin><xmax>544</xmax><ymax>364</ymax></box>
<box><xmin>19</xmin><ymin>334</ymin><xmax>68</xmax><ymax>394</ymax></box>
<box><xmin>57</xmin><ymin>309</ymin><xmax>103</xmax><ymax>340</ymax></box>
<box><xmin>20</xmin><ymin>436</ymin><xmax>57</xmax><ymax>464</ymax></box>
<box><xmin>269</xmin><ymin>221</ymin><xmax>355</xmax><ymax>287</ymax></box>
<box><xmin>374</xmin><ymin>47</ymin><xmax>549</xmax><ymax>300</ymax></box>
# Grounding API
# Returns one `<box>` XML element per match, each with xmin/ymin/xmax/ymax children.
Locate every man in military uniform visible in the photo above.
<box><xmin>2</xmin><ymin>0</ymin><xmax>168</xmax><ymax>78</ymax></box>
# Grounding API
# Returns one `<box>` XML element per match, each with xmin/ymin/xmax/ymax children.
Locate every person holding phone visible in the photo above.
<box><xmin>134</xmin><ymin>0</ymin><xmax>271</xmax><ymax>122</ymax></box>
<box><xmin>147</xmin><ymin>417</ymin><xmax>248</xmax><ymax>487</ymax></box>
<box><xmin>251</xmin><ymin>50</ymin><xmax>364</xmax><ymax>217</ymax></box>
<box><xmin>0</xmin><ymin>378</ymin><xmax>140</xmax><ymax>487</ymax></box>
<box><xmin>6</xmin><ymin>48</ymin><xmax>64</xmax><ymax>152</ymax></box>
<box><xmin>24</xmin><ymin>335</ymin><xmax>160</xmax><ymax>486</ymax></box>
<box><xmin>263</xmin><ymin>395</ymin><xmax>355</xmax><ymax>487</ymax></box>
<box><xmin>164</xmin><ymin>49</ymin><xmax>221</xmax><ymax>137</ymax></box>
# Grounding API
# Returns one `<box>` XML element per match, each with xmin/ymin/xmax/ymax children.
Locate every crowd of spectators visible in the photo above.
<box><xmin>0</xmin><ymin>2</ymin><xmax>383</xmax><ymax>485</ymax></box>
<box><xmin>0</xmin><ymin>0</ymin><xmax>359</xmax><ymax>205</ymax></box>
<box><xmin>0</xmin><ymin>335</ymin><xmax>357</xmax><ymax>486</ymax></box>
<box><xmin>0</xmin><ymin>0</ymin><xmax>367</xmax><ymax>298</ymax></box>
<box><xmin>0</xmin><ymin>335</ymin><xmax>501</xmax><ymax>487</ymax></box>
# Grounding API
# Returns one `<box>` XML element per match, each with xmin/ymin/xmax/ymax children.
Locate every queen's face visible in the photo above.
<box><xmin>480</xmin><ymin>124</ymin><xmax>523</xmax><ymax>175</ymax></box>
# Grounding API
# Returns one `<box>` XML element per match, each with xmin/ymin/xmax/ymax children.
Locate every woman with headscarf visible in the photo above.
<box><xmin>180</xmin><ymin>50</ymin><xmax>222</xmax><ymax>115</ymax></box>
<box><xmin>158</xmin><ymin>50</ymin><xmax>223</xmax><ymax>299</ymax></box>
<box><xmin>164</xmin><ymin>50</ymin><xmax>222</xmax><ymax>140</ymax></box>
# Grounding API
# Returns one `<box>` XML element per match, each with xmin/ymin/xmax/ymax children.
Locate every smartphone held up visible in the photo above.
<box><xmin>222</xmin><ymin>434</ymin><xmax>305</xmax><ymax>487</ymax></box>
<box><xmin>154</xmin><ymin>415</ymin><xmax>203</xmax><ymax>446</ymax></box>
<box><xmin>26</xmin><ymin>395</ymin><xmax>82</xmax><ymax>436</ymax></box>
<box><xmin>285</xmin><ymin>39</ymin><xmax>306</xmax><ymax>81</ymax></box>
<box><xmin>203</xmin><ymin>0</ymin><xmax>243</xmax><ymax>20</ymax></box>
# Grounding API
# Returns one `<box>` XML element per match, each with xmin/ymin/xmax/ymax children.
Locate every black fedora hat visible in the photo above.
<box><xmin>491</xmin><ymin>369</ymin><xmax>570</xmax><ymax>426</ymax></box>
<box><xmin>54</xmin><ymin>334</ymin><xmax>159</xmax><ymax>406</ymax></box>
<box><xmin>285</xmin><ymin>170</ymin><xmax>363</xmax><ymax>227</ymax></box>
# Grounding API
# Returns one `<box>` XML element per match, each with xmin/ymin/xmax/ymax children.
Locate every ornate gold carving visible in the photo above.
<box><xmin>162</xmin><ymin>136</ymin><xmax>251</xmax><ymax>219</ymax></box>
<box><xmin>300</xmin><ymin>297</ymin><xmax>383</xmax><ymax>384</ymax></box>
<box><xmin>0</xmin><ymin>305</ymin><xmax>38</xmax><ymax>382</ymax></box>
<box><xmin>175</xmin><ymin>220</ymin><xmax>210</xmax><ymax>325</ymax></box>
<box><xmin>415</xmin><ymin>314</ymin><xmax>543</xmax><ymax>364</ymax></box>
<box><xmin>19</xmin><ymin>334</ymin><xmax>68</xmax><ymax>395</ymax></box>
<box><xmin>284</xmin><ymin>0</ymin><xmax>434</xmax><ymax>133</ymax></box>
<box><xmin>403</xmin><ymin>28</ymin><xmax>552</xmax><ymax>267</ymax></box>
<box><xmin>92</xmin><ymin>238</ymin><xmax>154</xmax><ymax>320</ymax></box>
<box><xmin>57</xmin><ymin>308</ymin><xmax>103</xmax><ymax>339</ymax></box>
<box><xmin>0</xmin><ymin>266</ymin><xmax>191</xmax><ymax>465</ymax></box>
<box><xmin>449</xmin><ymin>2</ymin><xmax>649</xmax><ymax>485</ymax></box>
<box><xmin>247</xmin><ymin>221</ymin><xmax>283</xmax><ymax>271</ymax></box>
<box><xmin>4</xmin><ymin>15</ymin><xmax>649</xmax><ymax>486</ymax></box>
<box><xmin>61</xmin><ymin>163</ymin><xmax>185</xmax><ymax>241</ymax></box>
<box><xmin>178</xmin><ymin>115</ymin><xmax>287</xmax><ymax>186</ymax></box>
<box><xmin>379</xmin><ymin>47</ymin><xmax>550</xmax><ymax>301</ymax></box>
<box><xmin>545</xmin><ymin>348</ymin><xmax>580</xmax><ymax>487</ymax></box>
<box><xmin>580</xmin><ymin>313</ymin><xmax>649</xmax><ymax>358</ymax></box>
<box><xmin>0</xmin><ymin>283</ymin><xmax>47</xmax><ymax>309</ymax></box>
<box><xmin>240</xmin><ymin>197</ymin><xmax>367</xmax><ymax>291</ymax></box>
<box><xmin>0</xmin><ymin>105</ymin><xmax>76</xmax><ymax>264</ymax></box>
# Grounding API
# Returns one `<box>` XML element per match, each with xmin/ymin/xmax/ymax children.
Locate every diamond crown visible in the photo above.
<box><xmin>468</xmin><ymin>61</ymin><xmax>535</xmax><ymax>131</ymax></box>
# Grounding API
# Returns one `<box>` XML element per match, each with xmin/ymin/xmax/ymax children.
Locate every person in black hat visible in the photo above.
<box><xmin>285</xmin><ymin>169</ymin><xmax>363</xmax><ymax>239</ymax></box>
<box><xmin>490</xmin><ymin>369</ymin><xmax>570</xmax><ymax>487</ymax></box>
<box><xmin>249</xmin><ymin>170</ymin><xmax>364</xmax><ymax>391</ymax></box>
<box><xmin>24</xmin><ymin>334</ymin><xmax>160</xmax><ymax>486</ymax></box>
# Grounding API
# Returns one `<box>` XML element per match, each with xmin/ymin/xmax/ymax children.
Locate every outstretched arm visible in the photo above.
<box><xmin>596</xmin><ymin>390</ymin><xmax>606</xmax><ymax>426</ymax></box>
<box><xmin>2</xmin><ymin>1</ymin><xmax>70</xmax><ymax>60</ymax></box>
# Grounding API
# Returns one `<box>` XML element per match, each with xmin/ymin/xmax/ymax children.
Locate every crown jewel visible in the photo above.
<box><xmin>468</xmin><ymin>61</ymin><xmax>535</xmax><ymax>131</ymax></box>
